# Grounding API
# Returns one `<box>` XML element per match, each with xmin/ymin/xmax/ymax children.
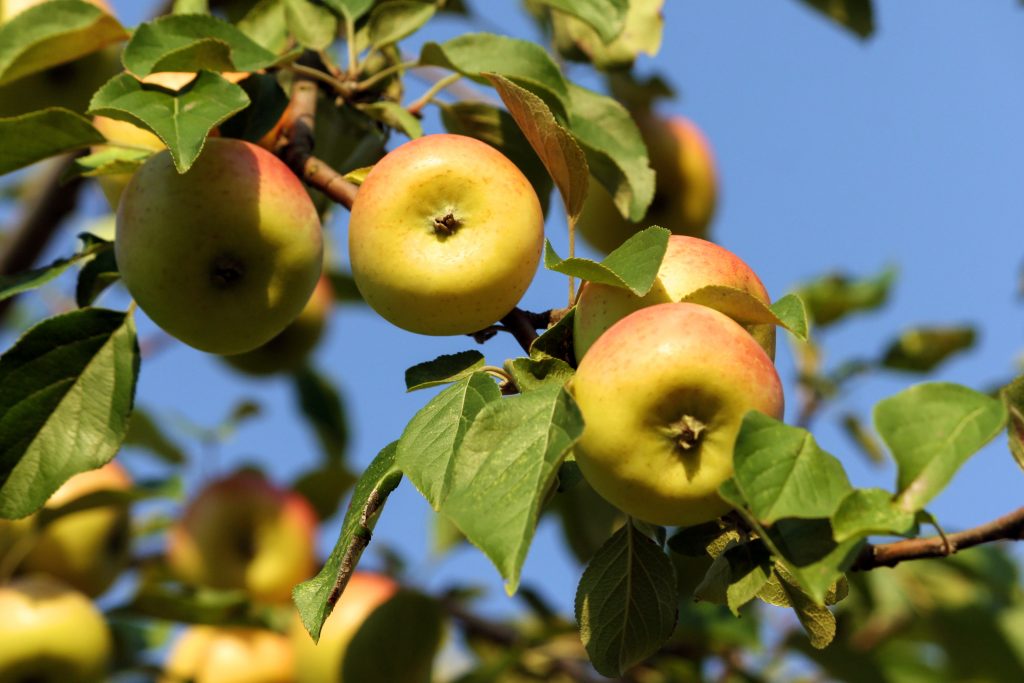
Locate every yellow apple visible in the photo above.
<box><xmin>348</xmin><ymin>133</ymin><xmax>544</xmax><ymax>335</ymax></box>
<box><xmin>166</xmin><ymin>471</ymin><xmax>317</xmax><ymax>604</ymax></box>
<box><xmin>290</xmin><ymin>571</ymin><xmax>398</xmax><ymax>683</ymax></box>
<box><xmin>161</xmin><ymin>626</ymin><xmax>294</xmax><ymax>683</ymax></box>
<box><xmin>571</xmin><ymin>303</ymin><xmax>784</xmax><ymax>526</ymax></box>
<box><xmin>224</xmin><ymin>275</ymin><xmax>332</xmax><ymax>376</ymax></box>
<box><xmin>1</xmin><ymin>0</ymin><xmax>110</xmax><ymax>21</ymax></box>
<box><xmin>573</xmin><ymin>235</ymin><xmax>775</xmax><ymax>360</ymax></box>
<box><xmin>577</xmin><ymin>115</ymin><xmax>718</xmax><ymax>253</ymax></box>
<box><xmin>116</xmin><ymin>138</ymin><xmax>323</xmax><ymax>355</ymax></box>
<box><xmin>91</xmin><ymin>115</ymin><xmax>166</xmax><ymax>209</ymax></box>
<box><xmin>0</xmin><ymin>574</ymin><xmax>112</xmax><ymax>682</ymax></box>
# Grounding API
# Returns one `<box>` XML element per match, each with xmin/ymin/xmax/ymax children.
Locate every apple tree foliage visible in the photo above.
<box><xmin>1</xmin><ymin>0</ymin><xmax>1023</xmax><ymax>680</ymax></box>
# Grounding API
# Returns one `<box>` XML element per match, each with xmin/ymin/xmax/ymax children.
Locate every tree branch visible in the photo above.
<box><xmin>851</xmin><ymin>505</ymin><xmax>1024</xmax><ymax>571</ymax></box>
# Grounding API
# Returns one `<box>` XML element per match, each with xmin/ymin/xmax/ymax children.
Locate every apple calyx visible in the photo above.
<box><xmin>433</xmin><ymin>212</ymin><xmax>461</xmax><ymax>236</ymax></box>
<box><xmin>668</xmin><ymin>415</ymin><xmax>707</xmax><ymax>451</ymax></box>
<box><xmin>211</xmin><ymin>254</ymin><xmax>245</xmax><ymax>289</ymax></box>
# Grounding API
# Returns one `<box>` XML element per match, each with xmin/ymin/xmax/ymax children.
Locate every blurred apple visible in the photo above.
<box><xmin>161</xmin><ymin>626</ymin><xmax>294</xmax><ymax>683</ymax></box>
<box><xmin>167</xmin><ymin>471</ymin><xmax>317</xmax><ymax>603</ymax></box>
<box><xmin>349</xmin><ymin>133</ymin><xmax>544</xmax><ymax>335</ymax></box>
<box><xmin>571</xmin><ymin>303</ymin><xmax>784</xmax><ymax>526</ymax></box>
<box><xmin>577</xmin><ymin>115</ymin><xmax>718</xmax><ymax>253</ymax></box>
<box><xmin>0</xmin><ymin>461</ymin><xmax>132</xmax><ymax>597</ymax></box>
<box><xmin>91</xmin><ymin>115</ymin><xmax>166</xmax><ymax>209</ymax></box>
<box><xmin>573</xmin><ymin>235</ymin><xmax>775</xmax><ymax>360</ymax></box>
<box><xmin>224</xmin><ymin>275</ymin><xmax>332</xmax><ymax>376</ymax></box>
<box><xmin>290</xmin><ymin>571</ymin><xmax>398</xmax><ymax>683</ymax></box>
<box><xmin>0</xmin><ymin>574</ymin><xmax>111</xmax><ymax>682</ymax></box>
<box><xmin>116</xmin><ymin>138</ymin><xmax>323</xmax><ymax>355</ymax></box>
<box><xmin>0</xmin><ymin>0</ymin><xmax>110</xmax><ymax>20</ymax></box>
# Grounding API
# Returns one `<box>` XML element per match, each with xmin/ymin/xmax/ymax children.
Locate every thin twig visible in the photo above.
<box><xmin>851</xmin><ymin>505</ymin><xmax>1024</xmax><ymax>570</ymax></box>
<box><xmin>407</xmin><ymin>73</ymin><xmax>463</xmax><ymax>115</ymax></box>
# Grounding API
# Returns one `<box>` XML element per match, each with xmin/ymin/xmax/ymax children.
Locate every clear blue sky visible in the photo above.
<box><xmin>12</xmin><ymin>0</ymin><xmax>1024</xmax><ymax>623</ymax></box>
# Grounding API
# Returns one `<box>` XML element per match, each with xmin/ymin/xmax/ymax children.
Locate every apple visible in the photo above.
<box><xmin>224</xmin><ymin>275</ymin><xmax>332</xmax><ymax>376</ymax></box>
<box><xmin>116</xmin><ymin>137</ymin><xmax>323</xmax><ymax>355</ymax></box>
<box><xmin>348</xmin><ymin>133</ymin><xmax>544</xmax><ymax>335</ymax></box>
<box><xmin>577</xmin><ymin>115</ymin><xmax>718</xmax><ymax>253</ymax></box>
<box><xmin>166</xmin><ymin>471</ymin><xmax>317</xmax><ymax>604</ymax></box>
<box><xmin>91</xmin><ymin>115</ymin><xmax>166</xmax><ymax>209</ymax></box>
<box><xmin>1</xmin><ymin>0</ymin><xmax>110</xmax><ymax>21</ymax></box>
<box><xmin>290</xmin><ymin>571</ymin><xmax>398</xmax><ymax>683</ymax></box>
<box><xmin>571</xmin><ymin>303</ymin><xmax>784</xmax><ymax>526</ymax></box>
<box><xmin>0</xmin><ymin>574</ymin><xmax>112</xmax><ymax>682</ymax></box>
<box><xmin>161</xmin><ymin>626</ymin><xmax>294</xmax><ymax>683</ymax></box>
<box><xmin>573</xmin><ymin>235</ymin><xmax>776</xmax><ymax>360</ymax></box>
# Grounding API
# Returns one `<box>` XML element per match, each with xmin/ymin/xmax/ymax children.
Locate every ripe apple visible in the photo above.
<box><xmin>577</xmin><ymin>115</ymin><xmax>718</xmax><ymax>253</ymax></box>
<box><xmin>1</xmin><ymin>0</ymin><xmax>110</xmax><ymax>20</ymax></box>
<box><xmin>0</xmin><ymin>574</ymin><xmax>112</xmax><ymax>682</ymax></box>
<box><xmin>571</xmin><ymin>303</ymin><xmax>784</xmax><ymax>526</ymax></box>
<box><xmin>224</xmin><ymin>275</ymin><xmax>332</xmax><ymax>376</ymax></box>
<box><xmin>573</xmin><ymin>235</ymin><xmax>775</xmax><ymax>360</ymax></box>
<box><xmin>91</xmin><ymin>115</ymin><xmax>166</xmax><ymax>209</ymax></box>
<box><xmin>116</xmin><ymin>137</ymin><xmax>323</xmax><ymax>355</ymax></box>
<box><xmin>290</xmin><ymin>571</ymin><xmax>398</xmax><ymax>683</ymax></box>
<box><xmin>166</xmin><ymin>471</ymin><xmax>317</xmax><ymax>604</ymax></box>
<box><xmin>161</xmin><ymin>626</ymin><xmax>294</xmax><ymax>683</ymax></box>
<box><xmin>348</xmin><ymin>133</ymin><xmax>544</xmax><ymax>335</ymax></box>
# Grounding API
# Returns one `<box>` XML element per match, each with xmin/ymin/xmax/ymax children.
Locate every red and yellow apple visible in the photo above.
<box><xmin>577</xmin><ymin>115</ymin><xmax>718</xmax><ymax>253</ymax></box>
<box><xmin>290</xmin><ymin>571</ymin><xmax>398</xmax><ymax>683</ymax></box>
<box><xmin>161</xmin><ymin>626</ymin><xmax>294</xmax><ymax>683</ymax></box>
<box><xmin>0</xmin><ymin>574</ymin><xmax>112</xmax><ymax>682</ymax></box>
<box><xmin>224</xmin><ymin>275</ymin><xmax>333</xmax><ymax>376</ymax></box>
<box><xmin>571</xmin><ymin>303</ymin><xmax>784</xmax><ymax>526</ymax></box>
<box><xmin>166</xmin><ymin>471</ymin><xmax>317</xmax><ymax>604</ymax></box>
<box><xmin>115</xmin><ymin>138</ymin><xmax>323</xmax><ymax>355</ymax></box>
<box><xmin>573</xmin><ymin>235</ymin><xmax>775</xmax><ymax>360</ymax></box>
<box><xmin>348</xmin><ymin>133</ymin><xmax>544</xmax><ymax>335</ymax></box>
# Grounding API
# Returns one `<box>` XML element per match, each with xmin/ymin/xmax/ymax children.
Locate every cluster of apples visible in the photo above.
<box><xmin>0</xmin><ymin>463</ymin><xmax>399</xmax><ymax>681</ymax></box>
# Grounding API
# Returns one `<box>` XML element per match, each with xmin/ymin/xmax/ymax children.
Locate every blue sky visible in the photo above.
<box><xmin>13</xmin><ymin>0</ymin><xmax>1023</xmax><ymax>623</ymax></box>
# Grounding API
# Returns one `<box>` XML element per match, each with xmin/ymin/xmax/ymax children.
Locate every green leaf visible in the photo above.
<box><xmin>533</xmin><ymin>0</ymin><xmax>627</xmax><ymax>43</ymax></box>
<box><xmin>420</xmin><ymin>33</ymin><xmax>569</xmax><ymax>114</ymax></box>
<box><xmin>693</xmin><ymin>540</ymin><xmax>772</xmax><ymax>615</ymax></box>
<box><xmin>776</xmin><ymin>570</ymin><xmax>837</xmax><ymax>649</ymax></box>
<box><xmin>122</xmin><ymin>14</ymin><xmax>283</xmax><ymax>77</ymax></box>
<box><xmin>875</xmin><ymin>382</ymin><xmax>1008</xmax><ymax>512</ymax></box>
<box><xmin>123</xmin><ymin>407</ymin><xmax>186</xmax><ymax>465</ymax></box>
<box><xmin>731</xmin><ymin>412</ymin><xmax>853</xmax><ymax>525</ymax></box>
<box><xmin>355</xmin><ymin>101</ymin><xmax>423</xmax><ymax>139</ymax></box>
<box><xmin>0</xmin><ymin>109</ymin><xmax>104</xmax><ymax>175</ymax></box>
<box><xmin>439</xmin><ymin>101</ymin><xmax>553</xmax><ymax>214</ymax></box>
<box><xmin>505</xmin><ymin>357</ymin><xmax>574</xmax><ymax>392</ymax></box>
<box><xmin>322</xmin><ymin>0</ymin><xmax>374</xmax><ymax>23</ymax></box>
<box><xmin>172</xmin><ymin>0</ymin><xmax>210</xmax><ymax>12</ymax></box>
<box><xmin>797</xmin><ymin>0</ymin><xmax>875</xmax><ymax>39</ymax></box>
<box><xmin>797</xmin><ymin>266</ymin><xmax>895</xmax><ymax>327</ymax></box>
<box><xmin>529</xmin><ymin>307</ymin><xmax>575</xmax><ymax>365</ymax></box>
<box><xmin>67</xmin><ymin>147</ymin><xmax>150</xmax><ymax>180</ymax></box>
<box><xmin>367</xmin><ymin>1</ymin><xmax>436</xmax><ymax>48</ymax></box>
<box><xmin>0</xmin><ymin>309</ymin><xmax>139</xmax><ymax>519</ymax></box>
<box><xmin>680</xmin><ymin>287</ymin><xmax>809</xmax><ymax>341</ymax></box>
<box><xmin>839</xmin><ymin>412</ymin><xmax>886</xmax><ymax>464</ymax></box>
<box><xmin>756</xmin><ymin>563</ymin><xmax>847</xmax><ymax>608</ymax></box>
<box><xmin>575</xmin><ymin>522</ymin><xmax>678</xmax><ymax>678</ymax></box>
<box><xmin>0</xmin><ymin>245</ymin><xmax>97</xmax><ymax>303</ymax></box>
<box><xmin>293</xmin><ymin>367</ymin><xmax>349</xmax><ymax>462</ymax></box>
<box><xmin>550</xmin><ymin>0</ymin><xmax>663</xmax><ymax>69</ymax></box>
<box><xmin>235</xmin><ymin>0</ymin><xmax>289</xmax><ymax>53</ymax></box>
<box><xmin>217</xmin><ymin>72</ymin><xmax>289</xmax><ymax>144</ymax></box>
<box><xmin>325</xmin><ymin>270</ymin><xmax>364</xmax><ymax>303</ymax></box>
<box><xmin>484</xmin><ymin>74</ymin><xmax>588</xmax><ymax>220</ymax></box>
<box><xmin>395</xmin><ymin>373</ymin><xmax>501</xmax><ymax>507</ymax></box>
<box><xmin>667</xmin><ymin>521</ymin><xmax>739</xmax><ymax>558</ymax></box>
<box><xmin>405</xmin><ymin>351</ymin><xmax>486</xmax><ymax>391</ymax></box>
<box><xmin>0</xmin><ymin>0</ymin><xmax>127</xmax><ymax>86</ymax></box>
<box><xmin>342</xmin><ymin>590</ymin><xmax>443</xmax><ymax>683</ymax></box>
<box><xmin>1002</xmin><ymin>376</ymin><xmax>1024</xmax><ymax>473</ymax></box>
<box><xmin>566</xmin><ymin>83</ymin><xmax>654</xmax><ymax>222</ymax></box>
<box><xmin>442</xmin><ymin>386</ymin><xmax>583</xmax><ymax>592</ymax></box>
<box><xmin>770</xmin><ymin>294</ymin><xmax>810</xmax><ymax>341</ymax></box>
<box><xmin>75</xmin><ymin>243</ymin><xmax>119</xmax><ymax>307</ymax></box>
<box><xmin>544</xmin><ymin>226</ymin><xmax>669</xmax><ymax>296</ymax></box>
<box><xmin>293</xmin><ymin>442</ymin><xmax>402</xmax><ymax>642</ymax></box>
<box><xmin>830</xmin><ymin>488</ymin><xmax>916</xmax><ymax>543</ymax></box>
<box><xmin>881</xmin><ymin>325</ymin><xmax>976</xmax><ymax>373</ymax></box>
<box><xmin>284</xmin><ymin>0</ymin><xmax>339</xmax><ymax>50</ymax></box>
<box><xmin>293</xmin><ymin>462</ymin><xmax>358</xmax><ymax>521</ymax></box>
<box><xmin>552</xmin><ymin>477</ymin><xmax>624</xmax><ymax>564</ymax></box>
<box><xmin>35</xmin><ymin>476</ymin><xmax>181</xmax><ymax>527</ymax></box>
<box><xmin>88</xmin><ymin>71</ymin><xmax>250</xmax><ymax>173</ymax></box>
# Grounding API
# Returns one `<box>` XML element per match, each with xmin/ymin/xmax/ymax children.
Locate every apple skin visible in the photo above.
<box><xmin>166</xmin><ymin>471</ymin><xmax>317</xmax><ymax>604</ymax></box>
<box><xmin>91</xmin><ymin>115</ymin><xmax>166</xmax><ymax>210</ymax></box>
<box><xmin>577</xmin><ymin>116</ymin><xmax>718</xmax><ymax>253</ymax></box>
<box><xmin>0</xmin><ymin>575</ymin><xmax>112</xmax><ymax>683</ymax></box>
<box><xmin>1</xmin><ymin>0</ymin><xmax>110</xmax><ymax>20</ymax></box>
<box><xmin>224</xmin><ymin>275</ymin><xmax>332</xmax><ymax>376</ymax></box>
<box><xmin>290</xmin><ymin>571</ymin><xmax>398</xmax><ymax>683</ymax></box>
<box><xmin>571</xmin><ymin>303</ymin><xmax>784</xmax><ymax>526</ymax></box>
<box><xmin>116</xmin><ymin>138</ymin><xmax>323</xmax><ymax>355</ymax></box>
<box><xmin>161</xmin><ymin>626</ymin><xmax>294</xmax><ymax>683</ymax></box>
<box><xmin>348</xmin><ymin>133</ymin><xmax>544</xmax><ymax>335</ymax></box>
<box><xmin>573</xmin><ymin>235</ymin><xmax>775</xmax><ymax>360</ymax></box>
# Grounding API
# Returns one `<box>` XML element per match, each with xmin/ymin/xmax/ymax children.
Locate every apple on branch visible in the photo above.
<box><xmin>348</xmin><ymin>133</ymin><xmax>544</xmax><ymax>336</ymax></box>
<box><xmin>570</xmin><ymin>303</ymin><xmax>784</xmax><ymax>526</ymax></box>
